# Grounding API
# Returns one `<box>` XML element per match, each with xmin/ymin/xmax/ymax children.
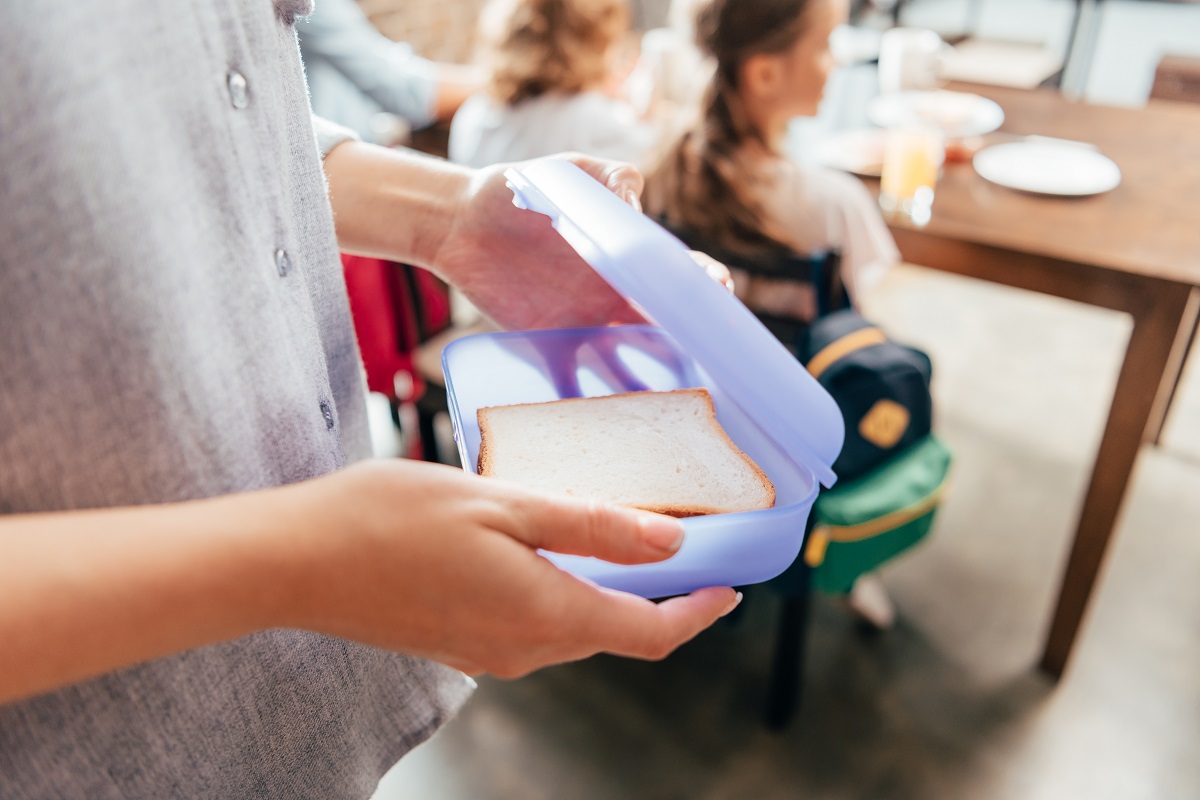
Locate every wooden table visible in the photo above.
<box><xmin>869</xmin><ymin>83</ymin><xmax>1200</xmax><ymax>678</ymax></box>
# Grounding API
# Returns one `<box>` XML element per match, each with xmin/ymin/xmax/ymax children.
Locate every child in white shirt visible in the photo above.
<box><xmin>644</xmin><ymin>0</ymin><xmax>899</xmax><ymax>318</ymax></box>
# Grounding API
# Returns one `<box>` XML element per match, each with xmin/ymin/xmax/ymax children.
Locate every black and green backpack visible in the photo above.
<box><xmin>798</xmin><ymin>310</ymin><xmax>952</xmax><ymax>594</ymax></box>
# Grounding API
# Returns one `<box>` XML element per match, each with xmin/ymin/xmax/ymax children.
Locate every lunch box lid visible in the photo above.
<box><xmin>505</xmin><ymin>160</ymin><xmax>844</xmax><ymax>487</ymax></box>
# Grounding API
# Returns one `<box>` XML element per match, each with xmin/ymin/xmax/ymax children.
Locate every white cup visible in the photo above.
<box><xmin>877</xmin><ymin>28</ymin><xmax>953</xmax><ymax>94</ymax></box>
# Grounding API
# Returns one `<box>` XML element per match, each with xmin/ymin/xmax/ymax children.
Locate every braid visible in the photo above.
<box><xmin>643</xmin><ymin>0</ymin><xmax>812</xmax><ymax>256</ymax></box>
<box><xmin>646</xmin><ymin>72</ymin><xmax>796</xmax><ymax>255</ymax></box>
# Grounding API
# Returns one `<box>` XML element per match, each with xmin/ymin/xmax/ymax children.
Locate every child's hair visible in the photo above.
<box><xmin>645</xmin><ymin>0</ymin><xmax>814</xmax><ymax>255</ymax></box>
<box><xmin>480</xmin><ymin>0</ymin><xmax>631</xmax><ymax>106</ymax></box>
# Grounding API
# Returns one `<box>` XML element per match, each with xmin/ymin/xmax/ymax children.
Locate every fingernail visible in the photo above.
<box><xmin>720</xmin><ymin>591</ymin><xmax>743</xmax><ymax>617</ymax></box>
<box><xmin>639</xmin><ymin>514</ymin><xmax>684</xmax><ymax>554</ymax></box>
<box><xmin>622</xmin><ymin>187</ymin><xmax>643</xmax><ymax>214</ymax></box>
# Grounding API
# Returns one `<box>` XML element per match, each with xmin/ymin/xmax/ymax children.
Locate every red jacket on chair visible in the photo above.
<box><xmin>340</xmin><ymin>254</ymin><xmax>451</xmax><ymax>401</ymax></box>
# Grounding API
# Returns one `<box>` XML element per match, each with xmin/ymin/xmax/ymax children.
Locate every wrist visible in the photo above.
<box><xmin>241</xmin><ymin>479</ymin><xmax>349</xmax><ymax>632</ymax></box>
<box><xmin>259</xmin><ymin>462</ymin><xmax>412</xmax><ymax>635</ymax></box>
<box><xmin>170</xmin><ymin>486</ymin><xmax>326</xmax><ymax>637</ymax></box>
<box><xmin>323</xmin><ymin>141</ymin><xmax>473</xmax><ymax>269</ymax></box>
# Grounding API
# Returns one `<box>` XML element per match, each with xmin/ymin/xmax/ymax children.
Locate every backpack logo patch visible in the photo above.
<box><xmin>859</xmin><ymin>399</ymin><xmax>910</xmax><ymax>449</ymax></box>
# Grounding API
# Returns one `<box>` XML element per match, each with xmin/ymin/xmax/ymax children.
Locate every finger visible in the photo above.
<box><xmin>606</xmin><ymin>165</ymin><xmax>644</xmax><ymax>213</ymax></box>
<box><xmin>577</xmin><ymin>585</ymin><xmax>741</xmax><ymax>660</ymax></box>
<box><xmin>564</xmin><ymin>153</ymin><xmax>645</xmax><ymax>212</ymax></box>
<box><xmin>494</xmin><ymin>487</ymin><xmax>687</xmax><ymax>565</ymax></box>
<box><xmin>687</xmin><ymin>250</ymin><xmax>734</xmax><ymax>292</ymax></box>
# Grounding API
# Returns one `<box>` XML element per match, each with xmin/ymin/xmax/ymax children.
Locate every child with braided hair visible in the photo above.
<box><xmin>644</xmin><ymin>0</ymin><xmax>902</xmax><ymax>627</ymax></box>
<box><xmin>644</xmin><ymin>0</ymin><xmax>899</xmax><ymax>325</ymax></box>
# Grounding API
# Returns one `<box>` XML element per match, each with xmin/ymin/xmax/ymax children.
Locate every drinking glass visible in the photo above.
<box><xmin>878</xmin><ymin>126</ymin><xmax>944</xmax><ymax>226</ymax></box>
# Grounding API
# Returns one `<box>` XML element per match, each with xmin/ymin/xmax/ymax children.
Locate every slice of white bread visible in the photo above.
<box><xmin>477</xmin><ymin>388</ymin><xmax>775</xmax><ymax>517</ymax></box>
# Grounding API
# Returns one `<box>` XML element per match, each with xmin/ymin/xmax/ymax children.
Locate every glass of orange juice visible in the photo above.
<box><xmin>879</xmin><ymin>126</ymin><xmax>944</xmax><ymax>226</ymax></box>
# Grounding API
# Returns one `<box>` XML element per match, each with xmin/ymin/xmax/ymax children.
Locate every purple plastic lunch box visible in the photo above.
<box><xmin>442</xmin><ymin>160</ymin><xmax>844</xmax><ymax>599</ymax></box>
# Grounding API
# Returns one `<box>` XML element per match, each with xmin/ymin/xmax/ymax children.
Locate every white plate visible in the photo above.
<box><xmin>810</xmin><ymin>129</ymin><xmax>888</xmax><ymax>177</ymax></box>
<box><xmin>972</xmin><ymin>140</ymin><xmax>1121</xmax><ymax>196</ymax></box>
<box><xmin>867</xmin><ymin>90</ymin><xmax>1005</xmax><ymax>138</ymax></box>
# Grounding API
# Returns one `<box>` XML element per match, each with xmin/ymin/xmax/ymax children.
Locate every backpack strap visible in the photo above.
<box><xmin>806</xmin><ymin>326</ymin><xmax>889</xmax><ymax>378</ymax></box>
<box><xmin>821</xmin><ymin>477</ymin><xmax>949</xmax><ymax>542</ymax></box>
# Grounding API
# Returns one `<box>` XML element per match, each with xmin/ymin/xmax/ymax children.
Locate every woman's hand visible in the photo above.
<box><xmin>286</xmin><ymin>459</ymin><xmax>738</xmax><ymax>677</ymax></box>
<box><xmin>430</xmin><ymin>154</ymin><xmax>648</xmax><ymax>330</ymax></box>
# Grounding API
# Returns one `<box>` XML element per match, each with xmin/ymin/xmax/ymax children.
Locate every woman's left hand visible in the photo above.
<box><xmin>431</xmin><ymin>153</ymin><xmax>648</xmax><ymax>330</ymax></box>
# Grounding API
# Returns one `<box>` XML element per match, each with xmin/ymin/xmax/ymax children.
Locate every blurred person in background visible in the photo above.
<box><xmin>298</xmin><ymin>0</ymin><xmax>484</xmax><ymax>144</ymax></box>
<box><xmin>644</xmin><ymin>0</ymin><xmax>898</xmax><ymax>318</ymax></box>
<box><xmin>449</xmin><ymin>0</ymin><xmax>660</xmax><ymax>168</ymax></box>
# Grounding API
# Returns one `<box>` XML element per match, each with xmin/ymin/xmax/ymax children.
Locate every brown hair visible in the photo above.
<box><xmin>644</xmin><ymin>0</ymin><xmax>814</xmax><ymax>255</ymax></box>
<box><xmin>481</xmin><ymin>0</ymin><xmax>631</xmax><ymax>106</ymax></box>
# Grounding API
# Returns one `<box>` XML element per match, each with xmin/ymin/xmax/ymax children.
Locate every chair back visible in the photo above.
<box><xmin>341</xmin><ymin>256</ymin><xmax>452</xmax><ymax>400</ymax></box>
<box><xmin>660</xmin><ymin>221</ymin><xmax>849</xmax><ymax>350</ymax></box>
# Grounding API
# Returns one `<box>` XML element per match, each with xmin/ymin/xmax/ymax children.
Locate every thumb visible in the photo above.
<box><xmin>496</xmin><ymin>487</ymin><xmax>686</xmax><ymax>565</ymax></box>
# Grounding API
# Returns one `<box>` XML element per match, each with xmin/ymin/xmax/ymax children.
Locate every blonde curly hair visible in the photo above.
<box><xmin>480</xmin><ymin>0</ymin><xmax>632</xmax><ymax>106</ymax></box>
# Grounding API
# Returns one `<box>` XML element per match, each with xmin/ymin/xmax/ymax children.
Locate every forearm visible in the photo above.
<box><xmin>0</xmin><ymin>487</ymin><xmax>317</xmax><ymax>704</ymax></box>
<box><xmin>323</xmin><ymin>140</ymin><xmax>470</xmax><ymax>271</ymax></box>
<box><xmin>323</xmin><ymin>147</ymin><xmax>646</xmax><ymax>330</ymax></box>
<box><xmin>431</xmin><ymin>64</ymin><xmax>484</xmax><ymax>122</ymax></box>
<box><xmin>1</xmin><ymin>455</ymin><xmax>737</xmax><ymax>698</ymax></box>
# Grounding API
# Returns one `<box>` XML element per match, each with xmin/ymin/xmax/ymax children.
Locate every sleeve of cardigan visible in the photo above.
<box><xmin>313</xmin><ymin>114</ymin><xmax>360</xmax><ymax>158</ymax></box>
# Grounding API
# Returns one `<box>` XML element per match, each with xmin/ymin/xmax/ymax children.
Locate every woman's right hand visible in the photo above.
<box><xmin>282</xmin><ymin>459</ymin><xmax>739</xmax><ymax>677</ymax></box>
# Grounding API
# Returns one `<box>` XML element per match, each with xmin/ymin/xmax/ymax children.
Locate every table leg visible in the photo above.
<box><xmin>1040</xmin><ymin>282</ymin><xmax>1193</xmax><ymax>677</ymax></box>
<box><xmin>1146</xmin><ymin>287</ymin><xmax>1200</xmax><ymax>446</ymax></box>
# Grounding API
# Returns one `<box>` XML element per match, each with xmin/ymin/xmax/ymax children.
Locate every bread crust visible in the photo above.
<box><xmin>476</xmin><ymin>388</ymin><xmax>776</xmax><ymax>515</ymax></box>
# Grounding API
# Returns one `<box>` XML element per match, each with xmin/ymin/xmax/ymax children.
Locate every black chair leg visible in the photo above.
<box><xmin>417</xmin><ymin>404</ymin><xmax>440</xmax><ymax>463</ymax></box>
<box><xmin>764</xmin><ymin>563</ymin><xmax>813</xmax><ymax>730</ymax></box>
<box><xmin>413</xmin><ymin>383</ymin><xmax>452</xmax><ymax>464</ymax></box>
